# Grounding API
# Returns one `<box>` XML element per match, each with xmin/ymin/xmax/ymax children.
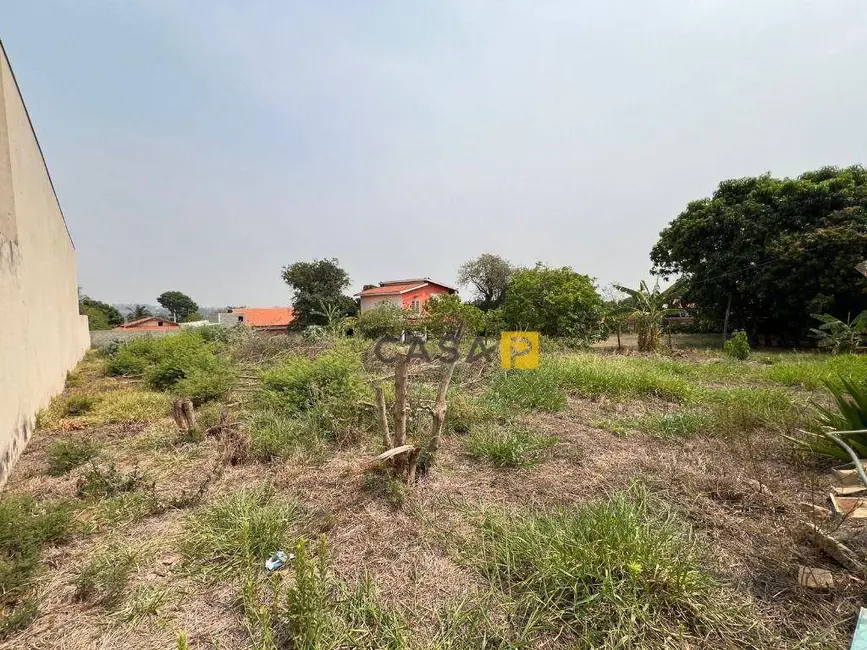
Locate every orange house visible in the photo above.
<box><xmin>114</xmin><ymin>316</ymin><xmax>180</xmax><ymax>331</ymax></box>
<box><xmin>357</xmin><ymin>278</ymin><xmax>457</xmax><ymax>314</ymax></box>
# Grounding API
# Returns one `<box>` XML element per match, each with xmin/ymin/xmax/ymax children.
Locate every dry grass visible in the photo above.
<box><xmin>2</xmin><ymin>337</ymin><xmax>865</xmax><ymax>648</ymax></box>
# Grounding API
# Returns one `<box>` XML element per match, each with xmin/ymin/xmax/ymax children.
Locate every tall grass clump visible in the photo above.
<box><xmin>243</xmin><ymin>537</ymin><xmax>407</xmax><ymax>650</ymax></box>
<box><xmin>489</xmin><ymin>363</ymin><xmax>566</xmax><ymax>411</ymax></box>
<box><xmin>476</xmin><ymin>486</ymin><xmax>758</xmax><ymax>648</ymax></box>
<box><xmin>105</xmin><ymin>331</ymin><xmax>236</xmax><ymax>403</ymax></box>
<box><xmin>555</xmin><ymin>354</ymin><xmax>694</xmax><ymax>401</ymax></box>
<box><xmin>181</xmin><ymin>488</ymin><xmax>298</xmax><ymax>577</ymax></box>
<box><xmin>466</xmin><ymin>424</ymin><xmax>557</xmax><ymax>468</ymax></box>
<box><xmin>723</xmin><ymin>330</ymin><xmax>751</xmax><ymax>360</ymax></box>
<box><xmin>248</xmin><ymin>410</ymin><xmax>327</xmax><ymax>462</ymax></box>
<box><xmin>0</xmin><ymin>496</ymin><xmax>74</xmax><ymax>638</ymax></box>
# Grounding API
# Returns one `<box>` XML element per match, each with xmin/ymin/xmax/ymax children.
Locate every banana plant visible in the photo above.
<box><xmin>613</xmin><ymin>280</ymin><xmax>684</xmax><ymax>351</ymax></box>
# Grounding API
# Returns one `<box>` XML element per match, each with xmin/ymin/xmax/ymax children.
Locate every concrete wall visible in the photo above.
<box><xmin>360</xmin><ymin>295</ymin><xmax>403</xmax><ymax>312</ymax></box>
<box><xmin>0</xmin><ymin>43</ymin><xmax>89</xmax><ymax>487</ymax></box>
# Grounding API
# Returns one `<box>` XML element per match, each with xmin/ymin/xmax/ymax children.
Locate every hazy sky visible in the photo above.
<box><xmin>4</xmin><ymin>1</ymin><xmax>866</xmax><ymax>306</ymax></box>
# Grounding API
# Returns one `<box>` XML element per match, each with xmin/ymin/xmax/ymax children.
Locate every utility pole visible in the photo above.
<box><xmin>721</xmin><ymin>294</ymin><xmax>732</xmax><ymax>345</ymax></box>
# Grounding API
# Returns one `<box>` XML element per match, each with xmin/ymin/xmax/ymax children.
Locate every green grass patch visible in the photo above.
<box><xmin>38</xmin><ymin>389</ymin><xmax>172</xmax><ymax>430</ymax></box>
<box><xmin>47</xmin><ymin>438</ymin><xmax>100</xmax><ymax>476</ymax></box>
<box><xmin>181</xmin><ymin>488</ymin><xmax>299</xmax><ymax>578</ymax></box>
<box><xmin>62</xmin><ymin>394</ymin><xmax>97</xmax><ymax>416</ymax></box>
<box><xmin>0</xmin><ymin>496</ymin><xmax>75</xmax><ymax>639</ymax></box>
<box><xmin>476</xmin><ymin>486</ymin><xmax>760</xmax><ymax>648</ymax></box>
<box><xmin>248</xmin><ymin>410</ymin><xmax>327</xmax><ymax>462</ymax></box>
<box><xmin>76</xmin><ymin>464</ymin><xmax>151</xmax><ymax>500</ymax></box>
<box><xmin>465</xmin><ymin>424</ymin><xmax>557</xmax><ymax>468</ymax></box>
<box><xmin>489</xmin><ymin>363</ymin><xmax>566</xmax><ymax>412</ymax></box>
<box><xmin>555</xmin><ymin>354</ymin><xmax>695</xmax><ymax>401</ymax></box>
<box><xmin>243</xmin><ymin>536</ymin><xmax>407</xmax><ymax>650</ymax></box>
<box><xmin>73</xmin><ymin>544</ymin><xmax>137</xmax><ymax>609</ymax></box>
<box><xmin>763</xmin><ymin>354</ymin><xmax>867</xmax><ymax>390</ymax></box>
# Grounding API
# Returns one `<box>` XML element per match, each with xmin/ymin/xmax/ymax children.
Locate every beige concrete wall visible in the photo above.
<box><xmin>0</xmin><ymin>43</ymin><xmax>89</xmax><ymax>487</ymax></box>
<box><xmin>360</xmin><ymin>295</ymin><xmax>402</xmax><ymax>312</ymax></box>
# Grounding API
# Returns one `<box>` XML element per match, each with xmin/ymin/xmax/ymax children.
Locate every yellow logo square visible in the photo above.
<box><xmin>500</xmin><ymin>331</ymin><xmax>540</xmax><ymax>369</ymax></box>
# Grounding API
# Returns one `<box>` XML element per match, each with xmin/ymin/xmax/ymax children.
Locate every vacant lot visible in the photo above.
<box><xmin>2</xmin><ymin>328</ymin><xmax>866</xmax><ymax>649</ymax></box>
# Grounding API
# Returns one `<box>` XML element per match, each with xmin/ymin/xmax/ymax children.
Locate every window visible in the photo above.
<box><xmin>157</xmin><ymin>321</ymin><xmax>163</xmax><ymax>327</ymax></box>
<box><xmin>410</xmin><ymin>299</ymin><xmax>421</xmax><ymax>313</ymax></box>
<box><xmin>238</xmin><ymin>315</ymin><xmax>244</xmax><ymax>322</ymax></box>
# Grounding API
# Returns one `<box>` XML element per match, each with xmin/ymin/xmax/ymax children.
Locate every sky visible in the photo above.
<box><xmin>3</xmin><ymin>1</ymin><xmax>866</xmax><ymax>307</ymax></box>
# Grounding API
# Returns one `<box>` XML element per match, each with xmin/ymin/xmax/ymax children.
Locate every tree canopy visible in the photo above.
<box><xmin>651</xmin><ymin>166</ymin><xmax>867</xmax><ymax>342</ymax></box>
<box><xmin>422</xmin><ymin>294</ymin><xmax>486</xmax><ymax>337</ymax></box>
<box><xmin>501</xmin><ymin>264</ymin><xmax>607</xmax><ymax>342</ymax></box>
<box><xmin>79</xmin><ymin>296</ymin><xmax>123</xmax><ymax>330</ymax></box>
<box><xmin>157</xmin><ymin>291</ymin><xmax>199</xmax><ymax>322</ymax></box>
<box><xmin>281</xmin><ymin>258</ymin><xmax>352</xmax><ymax>327</ymax></box>
<box><xmin>457</xmin><ymin>253</ymin><xmax>514</xmax><ymax>310</ymax></box>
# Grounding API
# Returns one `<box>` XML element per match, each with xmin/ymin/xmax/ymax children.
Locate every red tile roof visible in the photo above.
<box><xmin>357</xmin><ymin>279</ymin><xmax>456</xmax><ymax>297</ymax></box>
<box><xmin>233</xmin><ymin>307</ymin><xmax>294</xmax><ymax>328</ymax></box>
<box><xmin>115</xmin><ymin>316</ymin><xmax>179</xmax><ymax>329</ymax></box>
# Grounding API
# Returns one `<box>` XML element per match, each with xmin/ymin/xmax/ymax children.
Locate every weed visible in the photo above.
<box><xmin>73</xmin><ymin>544</ymin><xmax>137</xmax><ymax>608</ymax></box>
<box><xmin>466</xmin><ymin>424</ymin><xmax>556</xmax><ymax>468</ymax></box>
<box><xmin>446</xmin><ymin>391</ymin><xmax>503</xmax><ymax>435</ymax></box>
<box><xmin>63</xmin><ymin>394</ymin><xmax>97</xmax><ymax>416</ymax></box>
<box><xmin>76</xmin><ymin>463</ymin><xmax>151</xmax><ymax>500</ymax></box>
<box><xmin>723</xmin><ymin>330</ymin><xmax>751</xmax><ymax>360</ymax></box>
<box><xmin>476</xmin><ymin>485</ymin><xmax>759</xmax><ymax>648</ymax></box>
<box><xmin>489</xmin><ymin>364</ymin><xmax>566</xmax><ymax>411</ymax></box>
<box><xmin>243</xmin><ymin>537</ymin><xmax>407</xmax><ymax>650</ymax></box>
<box><xmin>765</xmin><ymin>354</ymin><xmax>867</xmax><ymax>390</ymax></box>
<box><xmin>117</xmin><ymin>585</ymin><xmax>170</xmax><ymax>625</ymax></box>
<box><xmin>792</xmin><ymin>378</ymin><xmax>867</xmax><ymax>460</ymax></box>
<box><xmin>181</xmin><ymin>488</ymin><xmax>298</xmax><ymax>577</ymax></box>
<box><xmin>47</xmin><ymin>438</ymin><xmax>100</xmax><ymax>476</ymax></box>
<box><xmin>431</xmin><ymin>597</ymin><xmax>531</xmax><ymax>650</ymax></box>
<box><xmin>0</xmin><ymin>496</ymin><xmax>74</xmax><ymax>639</ymax></box>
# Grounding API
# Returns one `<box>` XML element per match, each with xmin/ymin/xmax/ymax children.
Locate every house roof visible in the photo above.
<box><xmin>356</xmin><ymin>278</ymin><xmax>457</xmax><ymax>297</ymax></box>
<box><xmin>115</xmin><ymin>316</ymin><xmax>178</xmax><ymax>329</ymax></box>
<box><xmin>232</xmin><ymin>307</ymin><xmax>294</xmax><ymax>328</ymax></box>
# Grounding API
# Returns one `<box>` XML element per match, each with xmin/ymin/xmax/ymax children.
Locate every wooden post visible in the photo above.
<box><xmin>374</xmin><ymin>386</ymin><xmax>392</xmax><ymax>450</ymax></box>
<box><xmin>393</xmin><ymin>354</ymin><xmax>408</xmax><ymax>474</ymax></box>
<box><xmin>428</xmin><ymin>356</ymin><xmax>458</xmax><ymax>454</ymax></box>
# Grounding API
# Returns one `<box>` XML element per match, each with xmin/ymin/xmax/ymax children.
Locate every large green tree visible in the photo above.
<box><xmin>79</xmin><ymin>296</ymin><xmax>123</xmax><ymax>330</ymax></box>
<box><xmin>457</xmin><ymin>253</ymin><xmax>514</xmax><ymax>310</ymax></box>
<box><xmin>651</xmin><ymin>166</ymin><xmax>867</xmax><ymax>343</ymax></box>
<box><xmin>501</xmin><ymin>264</ymin><xmax>607</xmax><ymax>342</ymax></box>
<box><xmin>281</xmin><ymin>258</ymin><xmax>352</xmax><ymax>327</ymax></box>
<box><xmin>157</xmin><ymin>291</ymin><xmax>199</xmax><ymax>322</ymax></box>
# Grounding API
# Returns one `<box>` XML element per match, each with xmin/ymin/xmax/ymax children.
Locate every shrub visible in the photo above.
<box><xmin>489</xmin><ymin>364</ymin><xmax>566</xmax><ymax>412</ymax></box>
<box><xmin>47</xmin><ymin>438</ymin><xmax>100</xmax><ymax>476</ymax></box>
<box><xmin>181</xmin><ymin>488</ymin><xmax>298</xmax><ymax>576</ymax></box>
<box><xmin>106</xmin><ymin>332</ymin><xmax>236</xmax><ymax>402</ymax></box>
<box><xmin>0</xmin><ymin>496</ymin><xmax>74</xmax><ymax>638</ymax></box>
<box><xmin>465</xmin><ymin>424</ymin><xmax>557</xmax><ymax>467</ymax></box>
<box><xmin>355</xmin><ymin>303</ymin><xmax>406</xmax><ymax>339</ymax></box>
<box><xmin>810</xmin><ymin>311</ymin><xmax>866</xmax><ymax>354</ymax></box>
<box><xmin>73</xmin><ymin>544</ymin><xmax>137</xmax><ymax>608</ymax></box>
<box><xmin>477</xmin><ymin>486</ymin><xmax>756</xmax><ymax>647</ymax></box>
<box><xmin>259</xmin><ymin>347</ymin><xmax>367</xmax><ymax>413</ymax></box>
<box><xmin>723</xmin><ymin>330</ymin><xmax>751</xmax><ymax>360</ymax></box>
